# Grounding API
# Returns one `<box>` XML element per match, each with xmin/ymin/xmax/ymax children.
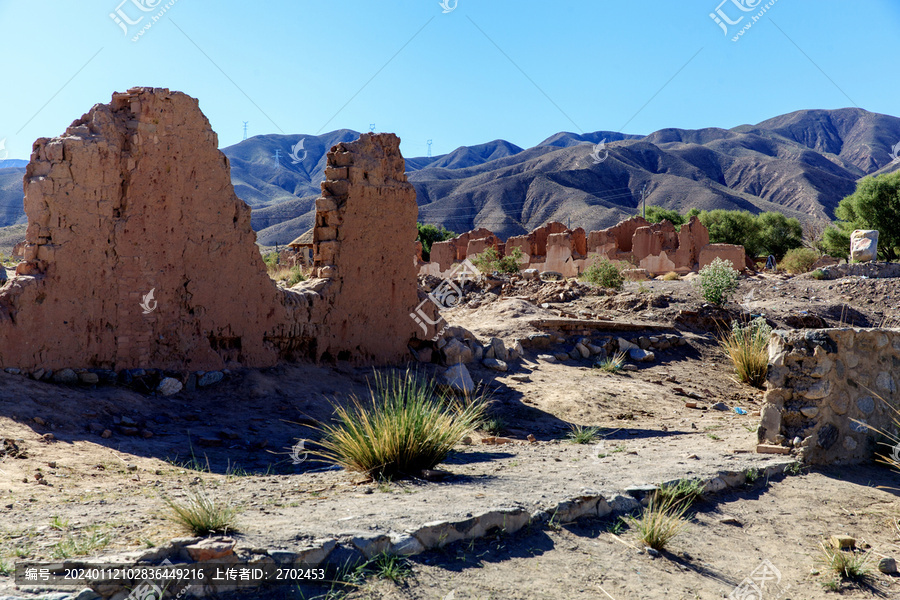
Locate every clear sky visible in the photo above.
<box><xmin>1</xmin><ymin>0</ymin><xmax>898</xmax><ymax>160</ymax></box>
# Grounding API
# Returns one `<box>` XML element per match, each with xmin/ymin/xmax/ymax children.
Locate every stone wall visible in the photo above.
<box><xmin>760</xmin><ymin>328</ymin><xmax>900</xmax><ymax>464</ymax></box>
<box><xmin>0</xmin><ymin>88</ymin><xmax>421</xmax><ymax>371</ymax></box>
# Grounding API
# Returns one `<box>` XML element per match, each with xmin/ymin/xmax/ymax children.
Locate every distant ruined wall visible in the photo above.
<box><xmin>760</xmin><ymin>329</ymin><xmax>900</xmax><ymax>464</ymax></box>
<box><xmin>419</xmin><ymin>215</ymin><xmax>746</xmax><ymax>278</ymax></box>
<box><xmin>0</xmin><ymin>88</ymin><xmax>420</xmax><ymax>371</ymax></box>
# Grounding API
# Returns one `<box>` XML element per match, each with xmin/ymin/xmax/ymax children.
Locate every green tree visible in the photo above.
<box><xmin>695</xmin><ymin>210</ymin><xmax>764</xmax><ymax>258</ymax></box>
<box><xmin>416</xmin><ymin>223</ymin><xmax>456</xmax><ymax>261</ymax></box>
<box><xmin>822</xmin><ymin>172</ymin><xmax>900</xmax><ymax>261</ymax></box>
<box><xmin>640</xmin><ymin>206</ymin><xmax>687</xmax><ymax>227</ymax></box>
<box><xmin>756</xmin><ymin>212</ymin><xmax>803</xmax><ymax>259</ymax></box>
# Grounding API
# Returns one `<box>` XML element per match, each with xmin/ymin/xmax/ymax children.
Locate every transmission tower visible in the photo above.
<box><xmin>273</xmin><ymin>149</ymin><xmax>282</xmax><ymax>170</ymax></box>
<box><xmin>369</xmin><ymin>123</ymin><xmax>376</xmax><ymax>133</ymax></box>
<box><xmin>242</xmin><ymin>121</ymin><xmax>248</xmax><ymax>140</ymax></box>
<box><xmin>427</xmin><ymin>140</ymin><xmax>433</xmax><ymax>158</ymax></box>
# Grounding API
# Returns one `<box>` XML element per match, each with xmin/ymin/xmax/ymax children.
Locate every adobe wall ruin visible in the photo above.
<box><xmin>0</xmin><ymin>87</ymin><xmax>421</xmax><ymax>371</ymax></box>
<box><xmin>760</xmin><ymin>328</ymin><xmax>900</xmax><ymax>464</ymax></box>
<box><xmin>419</xmin><ymin>216</ymin><xmax>746</xmax><ymax>278</ymax></box>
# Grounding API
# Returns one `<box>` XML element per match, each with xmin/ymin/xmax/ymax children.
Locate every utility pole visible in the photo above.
<box><xmin>242</xmin><ymin>121</ymin><xmax>248</xmax><ymax>140</ymax></box>
<box><xmin>427</xmin><ymin>139</ymin><xmax>433</xmax><ymax>158</ymax></box>
<box><xmin>641</xmin><ymin>185</ymin><xmax>647</xmax><ymax>219</ymax></box>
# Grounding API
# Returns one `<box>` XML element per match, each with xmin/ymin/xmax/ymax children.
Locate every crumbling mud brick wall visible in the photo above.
<box><xmin>312</xmin><ymin>134</ymin><xmax>421</xmax><ymax>363</ymax></box>
<box><xmin>0</xmin><ymin>88</ymin><xmax>421</xmax><ymax>371</ymax></box>
<box><xmin>760</xmin><ymin>329</ymin><xmax>900</xmax><ymax>464</ymax></box>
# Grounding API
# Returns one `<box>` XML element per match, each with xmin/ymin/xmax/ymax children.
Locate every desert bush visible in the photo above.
<box><xmin>810</xmin><ymin>269</ymin><xmax>826</xmax><ymax>280</ymax></box>
<box><xmin>696</xmin><ymin>257</ymin><xmax>739</xmax><ymax>305</ymax></box>
<box><xmin>720</xmin><ymin>317</ymin><xmax>771</xmax><ymax>387</ymax></box>
<box><xmin>163</xmin><ymin>487</ymin><xmax>239</xmax><ymax>535</ymax></box>
<box><xmin>818</xmin><ymin>542</ymin><xmax>874</xmax><ymax>584</ymax></box>
<box><xmin>594</xmin><ymin>351</ymin><xmax>626</xmax><ymax>373</ymax></box>
<box><xmin>631</xmin><ymin>492</ymin><xmax>690</xmax><ymax>551</ymax></box>
<box><xmin>470</xmin><ymin>246</ymin><xmax>523</xmax><ymax>274</ymax></box>
<box><xmin>580</xmin><ymin>258</ymin><xmax>625</xmax><ymax>289</ymax></box>
<box><xmin>567</xmin><ymin>425</ymin><xmax>601</xmax><ymax>444</ymax></box>
<box><xmin>262</xmin><ymin>251</ymin><xmax>279</xmax><ymax>268</ymax></box>
<box><xmin>286</xmin><ymin>265</ymin><xmax>306</xmax><ymax>286</ymax></box>
<box><xmin>655</xmin><ymin>479</ymin><xmax>704</xmax><ymax>508</ymax></box>
<box><xmin>661</xmin><ymin>271</ymin><xmax>680</xmax><ymax>281</ymax></box>
<box><xmin>779</xmin><ymin>247</ymin><xmax>820</xmax><ymax>274</ymax></box>
<box><xmin>315</xmin><ymin>369</ymin><xmax>486</xmax><ymax>480</ymax></box>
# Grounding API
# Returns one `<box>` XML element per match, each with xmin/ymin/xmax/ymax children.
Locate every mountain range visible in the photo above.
<box><xmin>1</xmin><ymin>108</ymin><xmax>898</xmax><ymax>246</ymax></box>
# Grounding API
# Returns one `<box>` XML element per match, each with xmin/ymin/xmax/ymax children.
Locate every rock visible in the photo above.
<box><xmin>101</xmin><ymin>429</ymin><xmax>112</xmax><ymax>438</ymax></box>
<box><xmin>72</xmin><ymin>588</ymin><xmax>102</xmax><ymax>600</ymax></box>
<box><xmin>31</xmin><ymin>368</ymin><xmax>45</xmax><ymax>380</ymax></box>
<box><xmin>472</xmin><ymin>344</ymin><xmax>483</xmax><ymax>361</ymax></box>
<box><xmin>538</xmin><ymin>354</ymin><xmax>557</xmax><ymax>363</ymax></box>
<box><xmin>622</xmin><ymin>364</ymin><xmax>638</xmax><ymax>371</ymax></box>
<box><xmin>522</xmin><ymin>268</ymin><xmax>540</xmax><ymax>280</ymax></box>
<box><xmin>412</xmin><ymin>346</ymin><xmax>433</xmax><ymax>363</ymax></box>
<box><xmin>575</xmin><ymin>343</ymin><xmax>590</xmax><ymax>359</ymax></box>
<box><xmin>120</xmin><ymin>427</ymin><xmax>139</xmax><ymax>436</ymax></box>
<box><xmin>198</xmin><ymin>371</ymin><xmax>224</xmax><ymax>387</ymax></box>
<box><xmin>510</xmin><ymin>374</ymin><xmax>530</xmax><ymax>382</ymax></box>
<box><xmin>553</xmin><ymin>353</ymin><xmax>569</xmax><ymax>362</ymax></box>
<box><xmin>628</xmin><ymin>348</ymin><xmax>655</xmax><ymax>363</ymax></box>
<box><xmin>483</xmin><ymin>358</ymin><xmax>508</xmax><ymax>372</ymax></box>
<box><xmin>441</xmin><ymin>364</ymin><xmax>474</xmax><ymax>395</ymax></box>
<box><xmin>490</xmin><ymin>337</ymin><xmax>509</xmax><ymax>361</ymax></box>
<box><xmin>799</xmin><ymin>406</ymin><xmax>819</xmax><ymax>418</ymax></box>
<box><xmin>157</xmin><ymin>377</ymin><xmax>183</xmax><ymax>396</ymax></box>
<box><xmin>4</xmin><ymin>367</ymin><xmax>20</xmax><ymax>374</ymax></box>
<box><xmin>756</xmin><ymin>444</ymin><xmax>791</xmax><ymax>455</ymax></box>
<box><xmin>878</xmin><ymin>557</ymin><xmax>897</xmax><ymax>574</ymax></box>
<box><xmin>484</xmin><ymin>345</ymin><xmax>495</xmax><ymax>359</ymax></box>
<box><xmin>120</xmin><ymin>416</ymin><xmax>137</xmax><ymax>426</ymax></box>
<box><xmin>587</xmin><ymin>343</ymin><xmax>603</xmax><ymax>355</ymax></box>
<box><xmin>637</xmin><ymin>337</ymin><xmax>651</xmax><ymax>350</ymax></box>
<box><xmin>510</xmin><ymin>340</ymin><xmax>524</xmax><ymax>361</ymax></box>
<box><xmin>52</xmin><ymin>368</ymin><xmax>78</xmax><ymax>384</ymax></box>
<box><xmin>617</xmin><ymin>337</ymin><xmax>638</xmax><ymax>351</ymax></box>
<box><xmin>32</xmin><ymin>416</ymin><xmax>46</xmax><ymax>426</ymax></box>
<box><xmin>442</xmin><ymin>338</ymin><xmax>473</xmax><ymax>365</ymax></box>
<box><xmin>850</xmin><ymin>229</ymin><xmax>878</xmax><ymax>262</ymax></box>
<box><xmin>526</xmin><ymin>333</ymin><xmax>553</xmax><ymax>348</ymax></box>
<box><xmin>711</xmin><ymin>402</ymin><xmax>728</xmax><ymax>411</ymax></box>
<box><xmin>645</xmin><ymin>547</ymin><xmax>660</xmax><ymax>557</ymax></box>
<box><xmin>527</xmin><ymin>434</ymin><xmax>536</xmax><ymax>442</ymax></box>
<box><xmin>568</xmin><ymin>348</ymin><xmax>582</xmax><ymax>360</ymax></box>
<box><xmin>184</xmin><ymin>537</ymin><xmax>236</xmax><ymax>561</ymax></box>
<box><xmin>89</xmin><ymin>422</ymin><xmax>104</xmax><ymax>433</ymax></box>
<box><xmin>719</xmin><ymin>515</ymin><xmax>743</xmax><ymax>526</ymax></box>
<box><xmin>829</xmin><ymin>536</ymin><xmax>856</xmax><ymax>550</ymax></box>
<box><xmin>78</xmin><ymin>372</ymin><xmax>99</xmax><ymax>384</ymax></box>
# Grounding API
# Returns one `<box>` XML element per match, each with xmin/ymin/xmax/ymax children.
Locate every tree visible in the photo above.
<box><xmin>695</xmin><ymin>209</ymin><xmax>764</xmax><ymax>258</ymax></box>
<box><xmin>756</xmin><ymin>212</ymin><xmax>803</xmax><ymax>259</ymax></box>
<box><xmin>640</xmin><ymin>205</ymin><xmax>687</xmax><ymax>227</ymax></box>
<box><xmin>416</xmin><ymin>223</ymin><xmax>456</xmax><ymax>261</ymax></box>
<box><xmin>822</xmin><ymin>172</ymin><xmax>900</xmax><ymax>261</ymax></box>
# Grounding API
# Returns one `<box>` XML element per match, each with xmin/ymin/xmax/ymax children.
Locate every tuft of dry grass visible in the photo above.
<box><xmin>594</xmin><ymin>352</ymin><xmax>627</xmax><ymax>374</ymax></box>
<box><xmin>631</xmin><ymin>491</ymin><xmax>690</xmax><ymax>551</ymax></box>
<box><xmin>720</xmin><ymin>317</ymin><xmax>771</xmax><ymax>387</ymax></box>
<box><xmin>163</xmin><ymin>487</ymin><xmax>239</xmax><ymax>535</ymax></box>
<box><xmin>661</xmin><ymin>271</ymin><xmax>680</xmax><ymax>281</ymax></box>
<box><xmin>818</xmin><ymin>541</ymin><xmax>874</xmax><ymax>583</ymax></box>
<box><xmin>314</xmin><ymin>369</ymin><xmax>486</xmax><ymax>481</ymax></box>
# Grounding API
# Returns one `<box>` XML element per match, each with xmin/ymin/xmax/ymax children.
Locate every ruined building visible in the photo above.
<box><xmin>0</xmin><ymin>88</ymin><xmax>421</xmax><ymax>371</ymax></box>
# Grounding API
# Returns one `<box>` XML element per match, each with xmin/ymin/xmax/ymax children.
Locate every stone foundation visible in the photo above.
<box><xmin>760</xmin><ymin>328</ymin><xmax>900</xmax><ymax>464</ymax></box>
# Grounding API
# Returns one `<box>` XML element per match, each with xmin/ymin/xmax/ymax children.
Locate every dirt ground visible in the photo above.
<box><xmin>1</xmin><ymin>270</ymin><xmax>900</xmax><ymax>599</ymax></box>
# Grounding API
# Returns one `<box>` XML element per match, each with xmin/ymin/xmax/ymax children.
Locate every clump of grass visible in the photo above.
<box><xmin>567</xmin><ymin>425</ymin><xmax>600</xmax><ymax>445</ymax></box>
<box><xmin>655</xmin><ymin>479</ymin><xmax>704</xmax><ymax>508</ymax></box>
<box><xmin>580</xmin><ymin>258</ymin><xmax>625</xmax><ymax>289</ymax></box>
<box><xmin>594</xmin><ymin>352</ymin><xmax>626</xmax><ymax>373</ymax></box>
<box><xmin>661</xmin><ymin>271</ymin><xmax>680</xmax><ymax>281</ymax></box>
<box><xmin>51</xmin><ymin>531</ymin><xmax>110</xmax><ymax>559</ymax></box>
<box><xmin>470</xmin><ymin>246</ymin><xmax>523</xmax><ymax>274</ymax></box>
<box><xmin>315</xmin><ymin>369</ymin><xmax>486</xmax><ymax>481</ymax></box>
<box><xmin>163</xmin><ymin>487</ymin><xmax>239</xmax><ymax>535</ymax></box>
<box><xmin>481</xmin><ymin>416</ymin><xmax>506</xmax><ymax>436</ymax></box>
<box><xmin>355</xmin><ymin>553</ymin><xmax>412</xmax><ymax>583</ymax></box>
<box><xmin>49</xmin><ymin>515</ymin><xmax>69</xmax><ymax>531</ymax></box>
<box><xmin>719</xmin><ymin>317</ymin><xmax>772</xmax><ymax>388</ymax></box>
<box><xmin>0</xmin><ymin>558</ymin><xmax>13</xmax><ymax>576</ymax></box>
<box><xmin>631</xmin><ymin>492</ymin><xmax>690</xmax><ymax>551</ymax></box>
<box><xmin>810</xmin><ymin>268</ymin><xmax>827</xmax><ymax>280</ymax></box>
<box><xmin>744</xmin><ymin>467</ymin><xmax>760</xmax><ymax>483</ymax></box>
<box><xmin>818</xmin><ymin>542</ymin><xmax>874</xmax><ymax>584</ymax></box>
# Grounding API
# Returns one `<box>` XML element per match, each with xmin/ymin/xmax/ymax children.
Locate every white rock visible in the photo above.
<box><xmin>441</xmin><ymin>364</ymin><xmax>474</xmax><ymax>395</ymax></box>
<box><xmin>157</xmin><ymin>377</ymin><xmax>183</xmax><ymax>396</ymax></box>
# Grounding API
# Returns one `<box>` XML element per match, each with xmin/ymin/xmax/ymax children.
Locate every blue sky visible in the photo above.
<box><xmin>1</xmin><ymin>0</ymin><xmax>898</xmax><ymax>160</ymax></box>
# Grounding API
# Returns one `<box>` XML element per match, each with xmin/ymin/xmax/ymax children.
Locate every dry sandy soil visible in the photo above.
<box><xmin>1</xmin><ymin>270</ymin><xmax>900</xmax><ymax>599</ymax></box>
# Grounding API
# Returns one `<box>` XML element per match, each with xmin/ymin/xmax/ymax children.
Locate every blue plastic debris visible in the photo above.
<box><xmin>734</xmin><ymin>407</ymin><xmax>748</xmax><ymax>415</ymax></box>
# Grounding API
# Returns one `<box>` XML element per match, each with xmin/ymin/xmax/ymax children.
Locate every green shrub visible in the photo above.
<box><xmin>286</xmin><ymin>265</ymin><xmax>306</xmax><ymax>286</ymax></box>
<box><xmin>315</xmin><ymin>369</ymin><xmax>486</xmax><ymax>481</ymax></box>
<box><xmin>470</xmin><ymin>247</ymin><xmax>523</xmax><ymax>274</ymax></box>
<box><xmin>810</xmin><ymin>269</ymin><xmax>826</xmax><ymax>280</ymax></box>
<box><xmin>641</xmin><ymin>206</ymin><xmax>687</xmax><ymax>227</ymax></box>
<box><xmin>580</xmin><ymin>258</ymin><xmax>625</xmax><ymax>289</ymax></box>
<box><xmin>567</xmin><ymin>425</ymin><xmax>601</xmax><ymax>444</ymax></box>
<box><xmin>262</xmin><ymin>251</ymin><xmax>279</xmax><ymax>268</ymax></box>
<box><xmin>655</xmin><ymin>479</ymin><xmax>704</xmax><ymax>508</ymax></box>
<box><xmin>779</xmin><ymin>247</ymin><xmax>820</xmax><ymax>274</ymax></box>
<box><xmin>696</xmin><ymin>258</ymin><xmax>738</xmax><ymax>305</ymax></box>
<box><xmin>163</xmin><ymin>487</ymin><xmax>240</xmax><ymax>535</ymax></box>
<box><xmin>720</xmin><ymin>317</ymin><xmax>772</xmax><ymax>387</ymax></box>
<box><xmin>821</xmin><ymin>171</ymin><xmax>900</xmax><ymax>261</ymax></box>
<box><xmin>416</xmin><ymin>223</ymin><xmax>456</xmax><ymax>261</ymax></box>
